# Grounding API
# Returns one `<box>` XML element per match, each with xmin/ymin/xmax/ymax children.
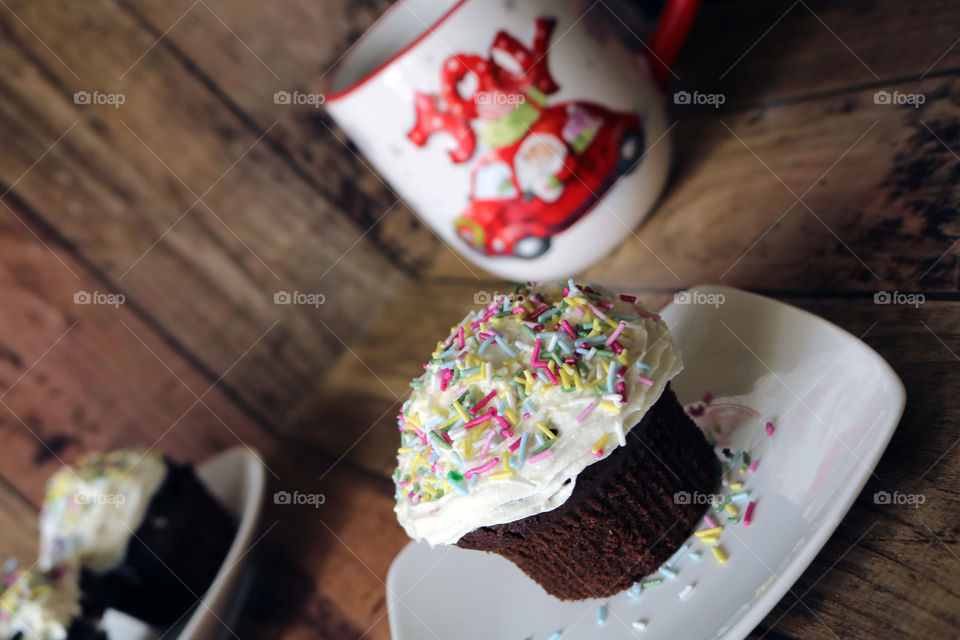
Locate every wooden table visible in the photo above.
<box><xmin>0</xmin><ymin>0</ymin><xmax>958</xmax><ymax>638</ymax></box>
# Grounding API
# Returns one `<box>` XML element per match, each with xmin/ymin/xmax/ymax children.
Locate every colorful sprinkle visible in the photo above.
<box><xmin>678</xmin><ymin>583</ymin><xmax>696</xmax><ymax>600</ymax></box>
<box><xmin>597</xmin><ymin>604</ymin><xmax>608</xmax><ymax>625</ymax></box>
<box><xmin>744</xmin><ymin>501</ymin><xmax>756</xmax><ymax>526</ymax></box>
<box><xmin>711</xmin><ymin>545</ymin><xmax>729</xmax><ymax>565</ymax></box>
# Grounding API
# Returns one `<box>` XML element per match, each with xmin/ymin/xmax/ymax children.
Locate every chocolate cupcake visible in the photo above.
<box><xmin>393</xmin><ymin>282</ymin><xmax>716</xmax><ymax>600</ymax></box>
<box><xmin>39</xmin><ymin>449</ymin><xmax>236</xmax><ymax>627</ymax></box>
<box><xmin>0</xmin><ymin>563</ymin><xmax>105</xmax><ymax>640</ymax></box>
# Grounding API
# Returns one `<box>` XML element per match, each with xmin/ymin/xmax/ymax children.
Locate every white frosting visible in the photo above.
<box><xmin>0</xmin><ymin>568</ymin><xmax>83</xmax><ymax>640</ymax></box>
<box><xmin>39</xmin><ymin>449</ymin><xmax>168</xmax><ymax>574</ymax></box>
<box><xmin>394</xmin><ymin>283</ymin><xmax>682</xmax><ymax>546</ymax></box>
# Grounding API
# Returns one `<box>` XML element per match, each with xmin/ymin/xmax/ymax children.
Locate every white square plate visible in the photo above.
<box><xmin>387</xmin><ymin>286</ymin><xmax>905</xmax><ymax>640</ymax></box>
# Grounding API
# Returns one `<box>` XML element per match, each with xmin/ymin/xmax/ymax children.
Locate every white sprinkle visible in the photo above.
<box><xmin>678</xmin><ymin>583</ymin><xmax>696</xmax><ymax>600</ymax></box>
<box><xmin>632</xmin><ymin>619</ymin><xmax>648</xmax><ymax>631</ymax></box>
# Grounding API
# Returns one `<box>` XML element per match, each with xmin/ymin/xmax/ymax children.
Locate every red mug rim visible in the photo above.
<box><xmin>324</xmin><ymin>0</ymin><xmax>469</xmax><ymax>103</ymax></box>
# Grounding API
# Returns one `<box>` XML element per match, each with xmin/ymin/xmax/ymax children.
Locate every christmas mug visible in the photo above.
<box><xmin>325</xmin><ymin>0</ymin><xmax>698</xmax><ymax>280</ymax></box>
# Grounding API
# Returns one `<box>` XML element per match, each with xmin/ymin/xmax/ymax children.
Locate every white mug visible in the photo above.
<box><xmin>325</xmin><ymin>0</ymin><xmax>698</xmax><ymax>280</ymax></box>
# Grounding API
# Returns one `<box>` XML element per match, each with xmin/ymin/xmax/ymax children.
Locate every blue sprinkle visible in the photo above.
<box><xmin>606</xmin><ymin>362</ymin><xmax>619</xmax><ymax>393</ymax></box>
<box><xmin>635</xmin><ymin>361</ymin><xmax>652</xmax><ymax>371</ymax></box>
<box><xmin>450</xmin><ymin>451</ymin><xmax>464</xmax><ymax>469</ymax></box>
<box><xmin>517</xmin><ymin>432</ymin><xmax>530</xmax><ymax>467</ymax></box>
<box><xmin>597</xmin><ymin>604</ymin><xmax>608</xmax><ymax>625</ymax></box>
<box><xmin>659</xmin><ymin>565</ymin><xmax>678</xmax><ymax>579</ymax></box>
<box><xmin>585</xmin><ymin>335</ymin><xmax>607</xmax><ymax>345</ymax></box>
<box><xmin>494</xmin><ymin>335</ymin><xmax>517</xmax><ymax>357</ymax></box>
<box><xmin>626</xmin><ymin>582</ymin><xmax>643</xmax><ymax>599</ymax></box>
<box><xmin>731</xmin><ymin>491</ymin><xmax>751</xmax><ymax>502</ymax></box>
<box><xmin>468</xmin><ymin>475</ymin><xmax>479</xmax><ymax>488</ymax></box>
<box><xmin>557</xmin><ymin>338</ymin><xmax>573</xmax><ymax>355</ymax></box>
<box><xmin>449</xmin><ymin>479</ymin><xmax>469</xmax><ymax>496</ymax></box>
<box><xmin>688</xmin><ymin>550</ymin><xmax>701</xmax><ymax>561</ymax></box>
<box><xmin>478</xmin><ymin>336</ymin><xmax>496</xmax><ymax>356</ymax></box>
<box><xmin>546</xmin><ymin>632</ymin><xmax>562</xmax><ymax>640</ymax></box>
<box><xmin>665</xmin><ymin>543</ymin><xmax>689</xmax><ymax>568</ymax></box>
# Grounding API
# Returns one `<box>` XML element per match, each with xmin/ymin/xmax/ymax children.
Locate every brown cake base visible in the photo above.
<box><xmin>81</xmin><ymin>460</ymin><xmax>236</xmax><ymax>627</ymax></box>
<box><xmin>456</xmin><ymin>385</ymin><xmax>717</xmax><ymax>600</ymax></box>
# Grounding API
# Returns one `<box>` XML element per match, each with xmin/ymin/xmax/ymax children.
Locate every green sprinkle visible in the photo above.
<box><xmin>522</xmin><ymin>325</ymin><xmax>537</xmax><ymax>339</ymax></box>
<box><xmin>742</xmin><ymin>451</ymin><xmax>752</xmax><ymax>465</ymax></box>
<box><xmin>642</xmin><ymin>579</ymin><xmax>662</xmax><ymax>588</ymax></box>
<box><xmin>531</xmin><ymin>439</ymin><xmax>556</xmax><ymax>456</ymax></box>
<box><xmin>595</xmin><ymin>349</ymin><xmax>615</xmax><ymax>358</ymax></box>
<box><xmin>716</xmin><ymin>495</ymin><xmax>732</xmax><ymax>513</ymax></box>
<box><xmin>447</xmin><ymin>470</ymin><xmax>464</xmax><ymax>482</ymax></box>
<box><xmin>409</xmin><ymin>381</ymin><xmax>425</xmax><ymax>388</ymax></box>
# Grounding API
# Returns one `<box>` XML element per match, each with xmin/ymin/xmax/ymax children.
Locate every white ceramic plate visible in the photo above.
<box><xmin>102</xmin><ymin>446</ymin><xmax>266</xmax><ymax>640</ymax></box>
<box><xmin>386</xmin><ymin>285</ymin><xmax>905</xmax><ymax>640</ymax></box>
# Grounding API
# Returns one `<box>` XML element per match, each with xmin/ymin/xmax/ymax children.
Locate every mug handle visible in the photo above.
<box><xmin>646</xmin><ymin>0</ymin><xmax>700</xmax><ymax>89</ymax></box>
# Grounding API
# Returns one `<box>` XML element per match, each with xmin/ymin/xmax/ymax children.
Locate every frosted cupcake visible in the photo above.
<box><xmin>39</xmin><ymin>449</ymin><xmax>235</xmax><ymax>627</ymax></box>
<box><xmin>0</xmin><ymin>563</ymin><xmax>104</xmax><ymax>640</ymax></box>
<box><xmin>393</xmin><ymin>282</ymin><xmax>716</xmax><ymax>599</ymax></box>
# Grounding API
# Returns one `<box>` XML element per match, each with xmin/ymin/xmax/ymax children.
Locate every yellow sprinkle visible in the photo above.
<box><xmin>725</xmin><ymin>503</ymin><xmax>739</xmax><ymax>517</ymax></box>
<box><xmin>562</xmin><ymin>363</ymin><xmax>576</xmax><ymax>376</ymax></box>
<box><xmin>479</xmin><ymin>321</ymin><xmax>488</xmax><ymax>332</ymax></box>
<box><xmin>466</xmin><ymin>354</ymin><xmax>480</xmax><ymax>367</ymax></box>
<box><xmin>695</xmin><ymin>526</ymin><xmax>724</xmax><ymax>538</ymax></box>
<box><xmin>730</xmin><ymin>482</ymin><xmax>743</xmax><ymax>490</ymax></box>
<box><xmin>452</xmin><ymin>401</ymin><xmax>470</xmax><ymax>421</ymax></box>
<box><xmin>504</xmin><ymin>408</ymin><xmax>518</xmax><ymax>424</ymax></box>
<box><xmin>397</xmin><ymin>447</ymin><xmax>413</xmax><ymax>454</ymax></box>
<box><xmin>699</xmin><ymin>535</ymin><xmax>721</xmax><ymax>545</ymax></box>
<box><xmin>489</xmin><ymin>471</ymin><xmax>515</xmax><ymax>481</ymax></box>
<box><xmin>599</xmin><ymin>360</ymin><xmax>610</xmax><ymax>374</ymax></box>
<box><xmin>598</xmin><ymin>401</ymin><xmax>621</xmax><ymax>414</ymax></box>
<box><xmin>537</xmin><ymin>422</ymin><xmax>557</xmax><ymax>439</ymax></box>
<box><xmin>739</xmin><ymin>466</ymin><xmax>747</xmax><ymax>473</ymax></box>
<box><xmin>523</xmin><ymin>370</ymin><xmax>535</xmax><ymax>394</ymax></box>
<box><xmin>605</xmin><ymin>317</ymin><xmax>619</xmax><ymax>329</ymax></box>
<box><xmin>591</xmin><ymin>434</ymin><xmax>611</xmax><ymax>454</ymax></box>
<box><xmin>711</xmin><ymin>545</ymin><xmax>729</xmax><ymax>565</ymax></box>
<box><xmin>502</xmin><ymin>451</ymin><xmax>511</xmax><ymax>470</ymax></box>
<box><xmin>573</xmin><ymin>370</ymin><xmax>584</xmax><ymax>391</ymax></box>
<box><xmin>618</xmin><ymin>353</ymin><xmax>629</xmax><ymax>367</ymax></box>
<box><xmin>421</xmin><ymin>476</ymin><xmax>438</xmax><ymax>485</ymax></box>
<box><xmin>437</xmin><ymin>414</ymin><xmax>459</xmax><ymax>430</ymax></box>
<box><xmin>407</xmin><ymin>415</ymin><xmax>422</xmax><ymax>428</ymax></box>
<box><xmin>559</xmin><ymin>369</ymin><xmax>571</xmax><ymax>389</ymax></box>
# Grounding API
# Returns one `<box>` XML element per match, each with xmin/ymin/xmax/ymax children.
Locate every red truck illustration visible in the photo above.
<box><xmin>408</xmin><ymin>17</ymin><xmax>646</xmax><ymax>259</ymax></box>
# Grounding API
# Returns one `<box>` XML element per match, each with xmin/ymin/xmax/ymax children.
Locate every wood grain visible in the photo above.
<box><xmin>0</xmin><ymin>0</ymin><xmax>409</xmax><ymax>427</ymax></box>
<box><xmin>119</xmin><ymin>0</ymin><xmax>447</xmax><ymax>274</ymax></box>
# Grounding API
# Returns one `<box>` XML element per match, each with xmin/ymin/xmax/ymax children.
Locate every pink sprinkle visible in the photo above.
<box><xmin>465</xmin><ymin>457</ymin><xmax>499</xmax><ymax>478</ymax></box>
<box><xmin>610</xmin><ymin>341</ymin><xmax>624</xmax><ymax>354</ymax></box>
<box><xmin>586</xmin><ymin>302</ymin><xmax>607</xmax><ymax>320</ymax></box>
<box><xmin>494</xmin><ymin>413</ymin><xmax>510</xmax><ymax>428</ymax></box>
<box><xmin>748</xmin><ymin>459</ymin><xmax>759</xmax><ymax>474</ymax></box>
<box><xmin>744</xmin><ymin>501</ymin><xmax>756</xmax><ymax>526</ymax></box>
<box><xmin>429</xmin><ymin>509</ymin><xmax>438</xmax><ymax>517</ymax></box>
<box><xmin>532</xmin><ymin>304</ymin><xmax>549</xmax><ymax>318</ymax></box>
<box><xmin>471</xmin><ymin>390</ymin><xmax>498</xmax><ymax>415</ymax></box>
<box><xmin>616</xmin><ymin>381</ymin><xmax>627</xmax><ymax>401</ymax></box>
<box><xmin>704</xmin><ymin>514</ymin><xmax>718</xmax><ymax>528</ymax></box>
<box><xmin>637</xmin><ymin>375</ymin><xmax>654</xmax><ymax>387</ymax></box>
<box><xmin>508</xmin><ymin>437</ymin><xmax>522</xmax><ymax>452</ymax></box>
<box><xmin>480</xmin><ymin>429</ymin><xmax>496</xmax><ymax>458</ymax></box>
<box><xmin>576</xmin><ymin>402</ymin><xmax>597</xmax><ymax>423</ymax></box>
<box><xmin>440</xmin><ymin>368</ymin><xmax>453</xmax><ymax>391</ymax></box>
<box><xmin>511</xmin><ymin>307</ymin><xmax>525</xmax><ymax>315</ymax></box>
<box><xmin>573</xmin><ymin>306</ymin><xmax>585</xmax><ymax>316</ymax></box>
<box><xmin>765</xmin><ymin>421</ymin><xmax>775</xmax><ymax>435</ymax></box>
<box><xmin>543</xmin><ymin>367</ymin><xmax>559</xmax><ymax>385</ymax></box>
<box><xmin>463</xmin><ymin>413</ymin><xmax>492</xmax><ymax>429</ymax></box>
<box><xmin>560</xmin><ymin>319</ymin><xmax>577</xmax><ymax>339</ymax></box>
<box><xmin>597</xmin><ymin>300</ymin><xmax>614</xmax><ymax>309</ymax></box>
<box><xmin>620</xmin><ymin>294</ymin><xmax>637</xmax><ymax>303</ymax></box>
<box><xmin>532</xmin><ymin>338</ymin><xmax>542</xmax><ymax>363</ymax></box>
<box><xmin>527</xmin><ymin>450</ymin><xmax>553</xmax><ymax>463</ymax></box>
<box><xmin>633</xmin><ymin>307</ymin><xmax>662</xmax><ymax>321</ymax></box>
<box><xmin>605</xmin><ymin>322</ymin><xmax>625</xmax><ymax>347</ymax></box>
<box><xmin>441</xmin><ymin>431</ymin><xmax>453</xmax><ymax>445</ymax></box>
<box><xmin>457</xmin><ymin>326</ymin><xmax>465</xmax><ymax>349</ymax></box>
<box><xmin>702</xmin><ymin>390</ymin><xmax>713</xmax><ymax>404</ymax></box>
<box><xmin>593</xmin><ymin>450</ymin><xmax>603</xmax><ymax>458</ymax></box>
<box><xmin>397</xmin><ymin>481</ymin><xmax>411</xmax><ymax>487</ymax></box>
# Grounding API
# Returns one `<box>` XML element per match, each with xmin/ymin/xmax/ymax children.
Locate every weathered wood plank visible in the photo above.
<box><xmin>119</xmin><ymin>0</ymin><xmax>445</xmax><ymax>274</ymax></box>
<box><xmin>0</xmin><ymin>193</ymin><xmax>288</xmax><ymax>506</ymax></box>
<box><xmin>0</xmin><ymin>0</ymin><xmax>408</xmax><ymax>426</ymax></box>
